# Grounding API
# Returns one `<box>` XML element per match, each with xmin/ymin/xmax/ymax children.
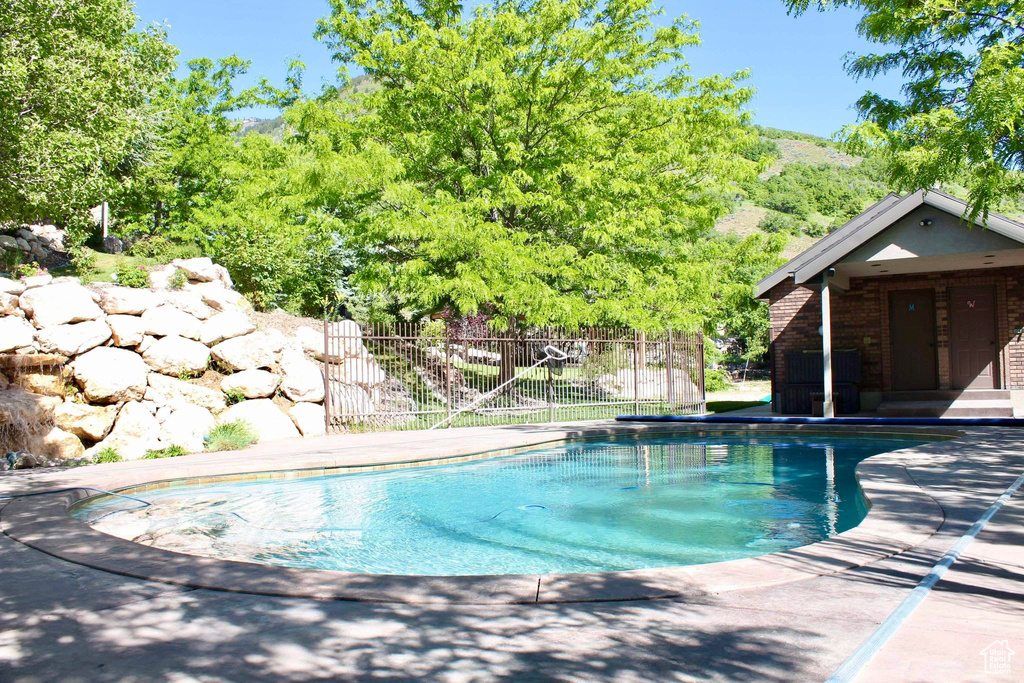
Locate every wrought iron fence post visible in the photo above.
<box><xmin>666</xmin><ymin>329</ymin><xmax>675</xmax><ymax>412</ymax></box>
<box><xmin>633</xmin><ymin>329</ymin><xmax>641</xmax><ymax>415</ymax></box>
<box><xmin>698</xmin><ymin>331</ymin><xmax>706</xmax><ymax>413</ymax></box>
<box><xmin>547</xmin><ymin>327</ymin><xmax>556</xmax><ymax>422</ymax></box>
<box><xmin>322</xmin><ymin>319</ymin><xmax>331</xmax><ymax>432</ymax></box>
<box><xmin>445</xmin><ymin>323</ymin><xmax>453</xmax><ymax>427</ymax></box>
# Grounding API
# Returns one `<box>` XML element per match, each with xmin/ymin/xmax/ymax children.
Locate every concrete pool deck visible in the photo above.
<box><xmin>1</xmin><ymin>421</ymin><xmax>1022</xmax><ymax>680</ymax></box>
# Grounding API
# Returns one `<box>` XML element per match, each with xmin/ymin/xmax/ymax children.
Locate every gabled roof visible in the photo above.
<box><xmin>753</xmin><ymin>192</ymin><xmax>902</xmax><ymax>299</ymax></box>
<box><xmin>754</xmin><ymin>190</ymin><xmax>1024</xmax><ymax>299</ymax></box>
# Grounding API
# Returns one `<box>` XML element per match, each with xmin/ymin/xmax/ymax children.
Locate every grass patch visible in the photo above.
<box><xmin>142</xmin><ymin>445</ymin><xmax>190</xmax><ymax>459</ymax></box>
<box><xmin>706</xmin><ymin>400</ymin><xmax>764</xmax><ymax>414</ymax></box>
<box><xmin>205</xmin><ymin>420</ymin><xmax>258</xmax><ymax>452</ymax></box>
<box><xmin>51</xmin><ymin>248</ymin><xmax>154</xmax><ymax>284</ymax></box>
<box><xmin>92</xmin><ymin>447</ymin><xmax>122</xmax><ymax>463</ymax></box>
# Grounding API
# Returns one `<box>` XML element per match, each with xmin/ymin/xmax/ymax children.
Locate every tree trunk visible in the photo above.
<box><xmin>498</xmin><ymin>339</ymin><xmax>519</xmax><ymax>388</ymax></box>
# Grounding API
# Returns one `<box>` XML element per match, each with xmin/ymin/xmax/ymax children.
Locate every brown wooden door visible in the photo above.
<box><xmin>889</xmin><ymin>289</ymin><xmax>938</xmax><ymax>391</ymax></box>
<box><xmin>949</xmin><ymin>285</ymin><xmax>998</xmax><ymax>389</ymax></box>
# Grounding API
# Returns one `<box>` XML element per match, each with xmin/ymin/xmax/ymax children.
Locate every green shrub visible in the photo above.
<box><xmin>204</xmin><ymin>420</ymin><xmax>258</xmax><ymax>452</ymax></box>
<box><xmin>63</xmin><ymin>210</ymin><xmax>98</xmax><ymax>274</ymax></box>
<box><xmin>168</xmin><ymin>269</ymin><xmax>188</xmax><ymax>290</ymax></box>
<box><xmin>224</xmin><ymin>388</ymin><xmax>246</xmax><ymax>405</ymax></box>
<box><xmin>142</xmin><ymin>445</ymin><xmax>190</xmax><ymax>459</ymax></box>
<box><xmin>128</xmin><ymin>235</ymin><xmax>202</xmax><ymax>262</ymax></box>
<box><xmin>14</xmin><ymin>261</ymin><xmax>41</xmax><ymax>279</ymax></box>
<box><xmin>739</xmin><ymin>137</ymin><xmax>781</xmax><ymax>164</ymax></box>
<box><xmin>704</xmin><ymin>368</ymin><xmax>730</xmax><ymax>393</ymax></box>
<box><xmin>804</xmin><ymin>221</ymin><xmax>828</xmax><ymax>238</ymax></box>
<box><xmin>115</xmin><ymin>261</ymin><xmax>150</xmax><ymax>288</ymax></box>
<box><xmin>758</xmin><ymin>211</ymin><xmax>803</xmax><ymax>235</ymax></box>
<box><xmin>1</xmin><ymin>248</ymin><xmax>25</xmax><ymax>273</ymax></box>
<box><xmin>93</xmin><ymin>447</ymin><xmax>122</xmax><ymax>464</ymax></box>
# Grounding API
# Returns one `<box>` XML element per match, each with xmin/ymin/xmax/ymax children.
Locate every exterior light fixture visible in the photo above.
<box><xmin>919</xmin><ymin>218</ymin><xmax>934</xmax><ymax>227</ymax></box>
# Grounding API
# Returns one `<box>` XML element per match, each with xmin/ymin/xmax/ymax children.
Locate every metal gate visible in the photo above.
<box><xmin>323</xmin><ymin>322</ymin><xmax>704</xmax><ymax>432</ymax></box>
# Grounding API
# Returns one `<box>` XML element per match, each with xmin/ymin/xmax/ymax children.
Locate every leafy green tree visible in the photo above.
<box><xmin>313</xmin><ymin>0</ymin><xmax>759</xmax><ymax>332</ymax></box>
<box><xmin>700</xmin><ymin>232</ymin><xmax>786</xmax><ymax>361</ymax></box>
<box><xmin>0</xmin><ymin>0</ymin><xmax>175</xmax><ymax>225</ymax></box>
<box><xmin>116</xmin><ymin>56</ymin><xmax>263</xmax><ymax>238</ymax></box>
<box><xmin>786</xmin><ymin>1</ymin><xmax>1024</xmax><ymax>217</ymax></box>
<box><xmin>192</xmin><ymin>133</ymin><xmax>348</xmax><ymax>314</ymax></box>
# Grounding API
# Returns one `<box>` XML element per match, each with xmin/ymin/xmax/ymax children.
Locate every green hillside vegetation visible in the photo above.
<box><xmin>716</xmin><ymin>128</ymin><xmax>1024</xmax><ymax>260</ymax></box>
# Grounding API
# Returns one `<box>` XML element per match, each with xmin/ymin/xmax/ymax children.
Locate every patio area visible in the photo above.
<box><xmin>1</xmin><ymin>422</ymin><xmax>1022</xmax><ymax>681</ymax></box>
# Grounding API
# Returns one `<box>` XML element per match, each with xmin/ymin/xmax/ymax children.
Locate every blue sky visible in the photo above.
<box><xmin>135</xmin><ymin>0</ymin><xmax>904</xmax><ymax>138</ymax></box>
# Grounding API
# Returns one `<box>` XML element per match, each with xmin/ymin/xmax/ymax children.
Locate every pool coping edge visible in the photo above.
<box><xmin>0</xmin><ymin>421</ymin><xmax>957</xmax><ymax>605</ymax></box>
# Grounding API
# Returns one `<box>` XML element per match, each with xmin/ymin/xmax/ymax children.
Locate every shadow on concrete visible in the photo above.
<box><xmin>0</xmin><ymin>517</ymin><xmax>824</xmax><ymax>681</ymax></box>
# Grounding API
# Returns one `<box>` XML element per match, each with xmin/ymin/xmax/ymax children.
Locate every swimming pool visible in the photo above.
<box><xmin>74</xmin><ymin>434</ymin><xmax>927</xmax><ymax>576</ymax></box>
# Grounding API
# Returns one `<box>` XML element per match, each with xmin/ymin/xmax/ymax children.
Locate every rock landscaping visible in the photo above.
<box><xmin>0</xmin><ymin>256</ymin><xmax>384</xmax><ymax>469</ymax></box>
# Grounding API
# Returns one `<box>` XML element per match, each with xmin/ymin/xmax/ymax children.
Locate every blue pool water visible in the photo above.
<box><xmin>74</xmin><ymin>434</ymin><xmax>927</xmax><ymax>576</ymax></box>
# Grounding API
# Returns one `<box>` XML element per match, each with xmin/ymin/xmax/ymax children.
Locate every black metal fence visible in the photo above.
<box><xmin>323</xmin><ymin>322</ymin><xmax>705</xmax><ymax>432</ymax></box>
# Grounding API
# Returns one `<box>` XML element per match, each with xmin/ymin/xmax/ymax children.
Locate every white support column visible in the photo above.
<box><xmin>821</xmin><ymin>272</ymin><xmax>835</xmax><ymax>418</ymax></box>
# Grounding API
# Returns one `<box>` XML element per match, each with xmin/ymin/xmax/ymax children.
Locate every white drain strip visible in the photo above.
<box><xmin>826</xmin><ymin>468</ymin><xmax>1024</xmax><ymax>683</ymax></box>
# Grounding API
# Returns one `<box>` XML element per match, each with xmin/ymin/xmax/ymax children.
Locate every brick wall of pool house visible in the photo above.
<box><xmin>768</xmin><ymin>265</ymin><xmax>1024</xmax><ymax>410</ymax></box>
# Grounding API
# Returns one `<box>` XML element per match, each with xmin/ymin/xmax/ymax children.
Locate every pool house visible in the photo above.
<box><xmin>756</xmin><ymin>189</ymin><xmax>1024</xmax><ymax>418</ymax></box>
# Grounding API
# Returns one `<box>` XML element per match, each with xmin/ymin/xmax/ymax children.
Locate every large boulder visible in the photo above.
<box><xmin>19</xmin><ymin>282</ymin><xmax>103</xmax><ymax>328</ymax></box>
<box><xmin>41</xmin><ymin>427</ymin><xmax>85</xmax><ymax>460</ymax></box>
<box><xmin>107</xmin><ymin>314</ymin><xmax>146</xmax><ymax>347</ymax></box>
<box><xmin>294</xmin><ymin>326</ymin><xmax>327</xmax><ymax>361</ymax></box>
<box><xmin>171</xmin><ymin>257</ymin><xmax>233</xmax><ymax>288</ymax></box>
<box><xmin>91</xmin><ymin>284</ymin><xmax>157</xmax><ymax>315</ymax></box>
<box><xmin>289</xmin><ymin>402</ymin><xmax>326</xmax><ymax>437</ymax></box>
<box><xmin>93</xmin><ymin>401</ymin><xmax>163</xmax><ymax>460</ymax></box>
<box><xmin>187</xmin><ymin>281</ymin><xmax>249</xmax><ymax>311</ymax></box>
<box><xmin>146</xmin><ymin>264</ymin><xmax>178</xmax><ymax>290</ymax></box>
<box><xmin>217</xmin><ymin>399</ymin><xmax>299</xmax><ymax>443</ymax></box>
<box><xmin>337</xmin><ymin>320</ymin><xmax>368</xmax><ymax>359</ymax></box>
<box><xmin>280</xmin><ymin>354</ymin><xmax>325</xmax><ymax>402</ymax></box>
<box><xmin>160</xmin><ymin>291</ymin><xmax>211</xmax><ymax>320</ymax></box>
<box><xmin>142</xmin><ymin>335</ymin><xmax>210</xmax><ymax>376</ymax></box>
<box><xmin>0</xmin><ymin>277</ymin><xmax>26</xmax><ymax>295</ymax></box>
<box><xmin>35</xmin><ymin>320</ymin><xmax>111</xmax><ymax>356</ymax></box>
<box><xmin>338</xmin><ymin>355</ymin><xmax>386</xmax><ymax>387</ymax></box>
<box><xmin>140</xmin><ymin>305</ymin><xmax>203</xmax><ymax>340</ymax></box>
<box><xmin>159</xmin><ymin>404</ymin><xmax>214</xmax><ymax>452</ymax></box>
<box><xmin>200</xmin><ymin>310</ymin><xmax>255</xmax><ymax>346</ymax></box>
<box><xmin>327</xmin><ymin>382</ymin><xmax>375</xmax><ymax>418</ymax></box>
<box><xmin>71</xmin><ymin>347</ymin><xmax>149</xmax><ymax>403</ymax></box>
<box><xmin>20</xmin><ymin>273</ymin><xmax>52</xmax><ymax>289</ymax></box>
<box><xmin>210</xmin><ymin>331</ymin><xmax>282</xmax><ymax>371</ymax></box>
<box><xmin>220</xmin><ymin>369</ymin><xmax>280</xmax><ymax>399</ymax></box>
<box><xmin>146</xmin><ymin>373</ymin><xmax>226</xmax><ymax>411</ymax></box>
<box><xmin>12</xmin><ymin>365</ymin><xmax>63</xmax><ymax>396</ymax></box>
<box><xmin>136</xmin><ymin>335</ymin><xmax>156</xmax><ymax>355</ymax></box>
<box><xmin>53</xmin><ymin>402</ymin><xmax>117</xmax><ymax>441</ymax></box>
<box><xmin>0</xmin><ymin>292</ymin><xmax>22</xmax><ymax>316</ymax></box>
<box><xmin>0</xmin><ymin>316</ymin><xmax>36</xmax><ymax>352</ymax></box>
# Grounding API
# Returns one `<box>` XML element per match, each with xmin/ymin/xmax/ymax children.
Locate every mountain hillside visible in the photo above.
<box><xmin>716</xmin><ymin>127</ymin><xmax>1024</xmax><ymax>259</ymax></box>
<box><xmin>233</xmin><ymin>74</ymin><xmax>380</xmax><ymax>140</ymax></box>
